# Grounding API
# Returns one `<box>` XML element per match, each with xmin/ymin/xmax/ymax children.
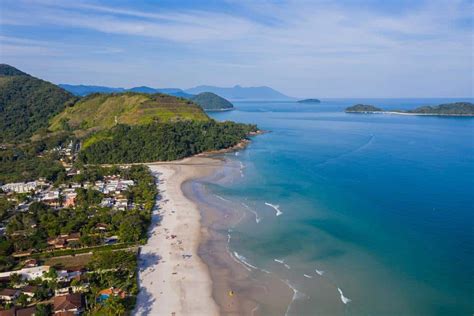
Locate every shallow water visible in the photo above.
<box><xmin>202</xmin><ymin>98</ymin><xmax>474</xmax><ymax>315</ymax></box>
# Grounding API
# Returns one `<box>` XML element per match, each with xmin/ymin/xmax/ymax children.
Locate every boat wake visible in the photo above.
<box><xmin>337</xmin><ymin>288</ymin><xmax>351</xmax><ymax>304</ymax></box>
<box><xmin>316</xmin><ymin>134</ymin><xmax>375</xmax><ymax>167</ymax></box>
<box><xmin>265</xmin><ymin>202</ymin><xmax>283</xmax><ymax>216</ymax></box>
<box><xmin>242</xmin><ymin>202</ymin><xmax>261</xmax><ymax>223</ymax></box>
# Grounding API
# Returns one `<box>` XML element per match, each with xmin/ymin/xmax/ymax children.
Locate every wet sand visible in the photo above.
<box><xmin>183</xmin><ymin>158</ymin><xmax>293</xmax><ymax>315</ymax></box>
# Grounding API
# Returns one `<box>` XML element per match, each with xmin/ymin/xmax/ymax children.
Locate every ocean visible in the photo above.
<box><xmin>198</xmin><ymin>98</ymin><xmax>474</xmax><ymax>315</ymax></box>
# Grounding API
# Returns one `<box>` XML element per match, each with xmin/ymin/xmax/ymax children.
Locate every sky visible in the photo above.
<box><xmin>0</xmin><ymin>0</ymin><xmax>473</xmax><ymax>98</ymax></box>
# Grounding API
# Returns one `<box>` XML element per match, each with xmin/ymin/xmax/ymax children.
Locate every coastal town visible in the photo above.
<box><xmin>0</xmin><ymin>140</ymin><xmax>157</xmax><ymax>315</ymax></box>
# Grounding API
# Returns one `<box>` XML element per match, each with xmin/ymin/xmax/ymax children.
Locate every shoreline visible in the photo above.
<box><xmin>134</xmin><ymin>157</ymin><xmax>223</xmax><ymax>315</ymax></box>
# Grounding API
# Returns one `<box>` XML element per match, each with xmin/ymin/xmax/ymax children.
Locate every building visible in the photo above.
<box><xmin>0</xmin><ymin>289</ymin><xmax>19</xmax><ymax>302</ymax></box>
<box><xmin>63</xmin><ymin>193</ymin><xmax>77</xmax><ymax>208</ymax></box>
<box><xmin>1</xmin><ymin>182</ymin><xmax>37</xmax><ymax>194</ymax></box>
<box><xmin>20</xmin><ymin>285</ymin><xmax>38</xmax><ymax>298</ymax></box>
<box><xmin>0</xmin><ymin>266</ymin><xmax>50</xmax><ymax>281</ymax></box>
<box><xmin>53</xmin><ymin>293</ymin><xmax>84</xmax><ymax>315</ymax></box>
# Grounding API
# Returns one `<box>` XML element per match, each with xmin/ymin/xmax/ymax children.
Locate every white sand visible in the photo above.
<box><xmin>134</xmin><ymin>157</ymin><xmax>221</xmax><ymax>316</ymax></box>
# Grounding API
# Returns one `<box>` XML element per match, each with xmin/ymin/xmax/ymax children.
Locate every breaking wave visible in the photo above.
<box><xmin>242</xmin><ymin>202</ymin><xmax>261</xmax><ymax>223</ymax></box>
<box><xmin>265</xmin><ymin>202</ymin><xmax>283</xmax><ymax>216</ymax></box>
<box><xmin>337</xmin><ymin>288</ymin><xmax>351</xmax><ymax>304</ymax></box>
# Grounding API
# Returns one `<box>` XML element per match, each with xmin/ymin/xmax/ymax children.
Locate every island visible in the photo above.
<box><xmin>345</xmin><ymin>102</ymin><xmax>474</xmax><ymax>116</ymax></box>
<box><xmin>297</xmin><ymin>98</ymin><xmax>321</xmax><ymax>103</ymax></box>
<box><xmin>345</xmin><ymin>104</ymin><xmax>382</xmax><ymax>113</ymax></box>
<box><xmin>190</xmin><ymin>92</ymin><xmax>234</xmax><ymax>111</ymax></box>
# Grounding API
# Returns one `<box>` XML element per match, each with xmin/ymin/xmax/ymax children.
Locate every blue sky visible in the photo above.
<box><xmin>0</xmin><ymin>0</ymin><xmax>472</xmax><ymax>97</ymax></box>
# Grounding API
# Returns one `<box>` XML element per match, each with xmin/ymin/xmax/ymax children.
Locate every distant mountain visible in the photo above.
<box><xmin>185</xmin><ymin>85</ymin><xmax>294</xmax><ymax>101</ymax></box>
<box><xmin>298</xmin><ymin>98</ymin><xmax>321</xmax><ymax>103</ymax></box>
<box><xmin>191</xmin><ymin>92</ymin><xmax>234</xmax><ymax>111</ymax></box>
<box><xmin>0</xmin><ymin>64</ymin><xmax>75</xmax><ymax>142</ymax></box>
<box><xmin>59</xmin><ymin>84</ymin><xmax>124</xmax><ymax>96</ymax></box>
<box><xmin>59</xmin><ymin>84</ymin><xmax>195</xmax><ymax>99</ymax></box>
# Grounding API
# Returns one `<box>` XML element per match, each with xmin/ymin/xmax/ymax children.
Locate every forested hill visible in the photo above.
<box><xmin>0</xmin><ymin>64</ymin><xmax>75</xmax><ymax>142</ymax></box>
<box><xmin>191</xmin><ymin>92</ymin><xmax>234</xmax><ymax>110</ymax></box>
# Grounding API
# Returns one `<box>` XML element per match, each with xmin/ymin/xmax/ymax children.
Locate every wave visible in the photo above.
<box><xmin>315</xmin><ymin>269</ymin><xmax>325</xmax><ymax>276</ymax></box>
<box><xmin>274</xmin><ymin>258</ymin><xmax>291</xmax><ymax>269</ymax></box>
<box><xmin>265</xmin><ymin>202</ymin><xmax>283</xmax><ymax>216</ymax></box>
<box><xmin>214</xmin><ymin>194</ymin><xmax>230</xmax><ymax>202</ymax></box>
<box><xmin>233</xmin><ymin>251</ymin><xmax>258</xmax><ymax>271</ymax></box>
<box><xmin>235</xmin><ymin>151</ymin><xmax>240</xmax><ymax>156</ymax></box>
<box><xmin>241</xmin><ymin>202</ymin><xmax>261</xmax><ymax>223</ymax></box>
<box><xmin>283</xmin><ymin>279</ymin><xmax>306</xmax><ymax>316</ymax></box>
<box><xmin>303</xmin><ymin>274</ymin><xmax>313</xmax><ymax>279</ymax></box>
<box><xmin>239</xmin><ymin>161</ymin><xmax>245</xmax><ymax>178</ymax></box>
<box><xmin>337</xmin><ymin>288</ymin><xmax>351</xmax><ymax>304</ymax></box>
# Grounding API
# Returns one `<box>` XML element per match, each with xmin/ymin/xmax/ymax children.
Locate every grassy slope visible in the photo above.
<box><xmin>50</xmin><ymin>92</ymin><xmax>209</xmax><ymax>132</ymax></box>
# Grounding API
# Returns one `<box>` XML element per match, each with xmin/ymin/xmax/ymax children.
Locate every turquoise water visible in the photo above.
<box><xmin>208</xmin><ymin>99</ymin><xmax>474</xmax><ymax>315</ymax></box>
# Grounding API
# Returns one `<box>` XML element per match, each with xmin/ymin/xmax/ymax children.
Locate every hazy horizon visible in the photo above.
<box><xmin>1</xmin><ymin>0</ymin><xmax>473</xmax><ymax>98</ymax></box>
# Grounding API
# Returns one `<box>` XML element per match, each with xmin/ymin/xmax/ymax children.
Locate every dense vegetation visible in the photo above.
<box><xmin>0</xmin><ymin>133</ymin><xmax>74</xmax><ymax>183</ymax></box>
<box><xmin>80</xmin><ymin>120</ymin><xmax>257</xmax><ymax>164</ymax></box>
<box><xmin>345</xmin><ymin>104</ymin><xmax>383</xmax><ymax>112</ymax></box>
<box><xmin>0</xmin><ymin>64</ymin><xmax>75</xmax><ymax>142</ymax></box>
<box><xmin>407</xmin><ymin>102</ymin><xmax>474</xmax><ymax>115</ymax></box>
<box><xmin>191</xmin><ymin>92</ymin><xmax>234</xmax><ymax>110</ymax></box>
<box><xmin>49</xmin><ymin>92</ymin><xmax>209</xmax><ymax>134</ymax></box>
<box><xmin>297</xmin><ymin>98</ymin><xmax>321</xmax><ymax>103</ymax></box>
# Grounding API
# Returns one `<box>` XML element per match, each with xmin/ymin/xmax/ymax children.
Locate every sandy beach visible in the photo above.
<box><xmin>134</xmin><ymin>157</ymin><xmax>222</xmax><ymax>316</ymax></box>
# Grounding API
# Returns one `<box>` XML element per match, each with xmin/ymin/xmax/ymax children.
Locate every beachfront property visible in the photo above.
<box><xmin>53</xmin><ymin>293</ymin><xmax>85</xmax><ymax>315</ymax></box>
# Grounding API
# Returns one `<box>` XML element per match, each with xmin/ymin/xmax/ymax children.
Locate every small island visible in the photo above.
<box><xmin>345</xmin><ymin>102</ymin><xmax>474</xmax><ymax>116</ymax></box>
<box><xmin>345</xmin><ymin>104</ymin><xmax>382</xmax><ymax>113</ymax></box>
<box><xmin>297</xmin><ymin>98</ymin><xmax>321</xmax><ymax>103</ymax></box>
<box><xmin>190</xmin><ymin>92</ymin><xmax>234</xmax><ymax>111</ymax></box>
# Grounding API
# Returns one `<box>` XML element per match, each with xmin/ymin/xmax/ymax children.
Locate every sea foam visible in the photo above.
<box><xmin>315</xmin><ymin>269</ymin><xmax>325</xmax><ymax>276</ymax></box>
<box><xmin>242</xmin><ymin>202</ymin><xmax>261</xmax><ymax>223</ymax></box>
<box><xmin>337</xmin><ymin>288</ymin><xmax>351</xmax><ymax>304</ymax></box>
<box><xmin>233</xmin><ymin>252</ymin><xmax>258</xmax><ymax>271</ymax></box>
<box><xmin>265</xmin><ymin>202</ymin><xmax>283</xmax><ymax>216</ymax></box>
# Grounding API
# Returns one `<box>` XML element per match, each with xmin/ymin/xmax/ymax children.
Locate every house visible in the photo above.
<box><xmin>0</xmin><ymin>266</ymin><xmax>50</xmax><ymax>281</ymax></box>
<box><xmin>23</xmin><ymin>259</ymin><xmax>38</xmax><ymax>268</ymax></box>
<box><xmin>0</xmin><ymin>289</ymin><xmax>19</xmax><ymax>302</ymax></box>
<box><xmin>63</xmin><ymin>193</ymin><xmax>77</xmax><ymax>208</ymax></box>
<box><xmin>1</xmin><ymin>182</ymin><xmax>37</xmax><ymax>194</ymax></box>
<box><xmin>20</xmin><ymin>285</ymin><xmax>38</xmax><ymax>298</ymax></box>
<box><xmin>41</xmin><ymin>191</ymin><xmax>60</xmax><ymax>207</ymax></box>
<box><xmin>97</xmin><ymin>287</ymin><xmax>126</xmax><ymax>302</ymax></box>
<box><xmin>53</xmin><ymin>293</ymin><xmax>84</xmax><ymax>315</ymax></box>
<box><xmin>14</xmin><ymin>306</ymin><xmax>37</xmax><ymax>316</ymax></box>
<box><xmin>95</xmin><ymin>223</ymin><xmax>108</xmax><ymax>232</ymax></box>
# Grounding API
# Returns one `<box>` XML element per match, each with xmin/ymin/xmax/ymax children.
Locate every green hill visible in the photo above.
<box><xmin>0</xmin><ymin>64</ymin><xmax>75</xmax><ymax>142</ymax></box>
<box><xmin>191</xmin><ymin>92</ymin><xmax>234</xmax><ymax>111</ymax></box>
<box><xmin>50</xmin><ymin>92</ymin><xmax>209</xmax><ymax>134</ymax></box>
<box><xmin>345</xmin><ymin>104</ymin><xmax>382</xmax><ymax>112</ymax></box>
<box><xmin>408</xmin><ymin>102</ymin><xmax>474</xmax><ymax>115</ymax></box>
